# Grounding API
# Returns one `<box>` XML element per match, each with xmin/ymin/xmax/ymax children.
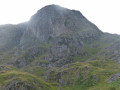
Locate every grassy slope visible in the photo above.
<box><xmin>49</xmin><ymin>60</ymin><xmax>120</xmax><ymax>90</ymax></box>
<box><xmin>0</xmin><ymin>70</ymin><xmax>57</xmax><ymax>90</ymax></box>
<box><xmin>1</xmin><ymin>60</ymin><xmax>120</xmax><ymax>90</ymax></box>
<box><xmin>0</xmin><ymin>33</ymin><xmax>120</xmax><ymax>89</ymax></box>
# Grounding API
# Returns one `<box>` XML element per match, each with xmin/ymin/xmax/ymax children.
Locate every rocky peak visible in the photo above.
<box><xmin>30</xmin><ymin>4</ymin><xmax>68</xmax><ymax>24</ymax></box>
<box><xmin>20</xmin><ymin>4</ymin><xmax>102</xmax><ymax>45</ymax></box>
<box><xmin>37</xmin><ymin>4</ymin><xmax>68</xmax><ymax>14</ymax></box>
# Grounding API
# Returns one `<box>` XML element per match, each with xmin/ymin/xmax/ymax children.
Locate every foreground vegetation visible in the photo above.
<box><xmin>1</xmin><ymin>60</ymin><xmax>120</xmax><ymax>90</ymax></box>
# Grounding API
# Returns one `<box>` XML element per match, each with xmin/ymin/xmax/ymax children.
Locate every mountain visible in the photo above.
<box><xmin>0</xmin><ymin>4</ymin><xmax>120</xmax><ymax>90</ymax></box>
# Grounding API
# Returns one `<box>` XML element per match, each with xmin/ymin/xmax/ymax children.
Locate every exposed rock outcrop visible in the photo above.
<box><xmin>0</xmin><ymin>4</ymin><xmax>120</xmax><ymax>90</ymax></box>
<box><xmin>108</xmin><ymin>72</ymin><xmax>120</xmax><ymax>83</ymax></box>
<box><xmin>0</xmin><ymin>4</ymin><xmax>103</xmax><ymax>68</ymax></box>
<box><xmin>4</xmin><ymin>80</ymin><xmax>34</xmax><ymax>90</ymax></box>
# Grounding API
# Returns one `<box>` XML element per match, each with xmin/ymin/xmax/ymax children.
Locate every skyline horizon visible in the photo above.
<box><xmin>0</xmin><ymin>0</ymin><xmax>120</xmax><ymax>34</ymax></box>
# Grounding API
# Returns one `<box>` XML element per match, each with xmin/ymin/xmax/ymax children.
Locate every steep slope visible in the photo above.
<box><xmin>20</xmin><ymin>5</ymin><xmax>102</xmax><ymax>44</ymax></box>
<box><xmin>0</xmin><ymin>4</ymin><xmax>103</xmax><ymax>68</ymax></box>
<box><xmin>0</xmin><ymin>23</ymin><xmax>26</xmax><ymax>51</ymax></box>
<box><xmin>15</xmin><ymin>4</ymin><xmax>103</xmax><ymax>68</ymax></box>
<box><xmin>0</xmin><ymin>4</ymin><xmax>120</xmax><ymax>90</ymax></box>
<box><xmin>0</xmin><ymin>65</ymin><xmax>56</xmax><ymax>90</ymax></box>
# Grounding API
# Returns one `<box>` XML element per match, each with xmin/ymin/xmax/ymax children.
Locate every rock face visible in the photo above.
<box><xmin>0</xmin><ymin>23</ymin><xmax>26</xmax><ymax>51</ymax></box>
<box><xmin>15</xmin><ymin>46</ymin><xmax>48</xmax><ymax>68</ymax></box>
<box><xmin>0</xmin><ymin>4</ymin><xmax>103</xmax><ymax>68</ymax></box>
<box><xmin>1</xmin><ymin>4</ymin><xmax>120</xmax><ymax>89</ymax></box>
<box><xmin>20</xmin><ymin>4</ymin><xmax>102</xmax><ymax>45</ymax></box>
<box><xmin>0</xmin><ymin>4</ymin><xmax>120</xmax><ymax>68</ymax></box>
<box><xmin>20</xmin><ymin>4</ymin><xmax>103</xmax><ymax>67</ymax></box>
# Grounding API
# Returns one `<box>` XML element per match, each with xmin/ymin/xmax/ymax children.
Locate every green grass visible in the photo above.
<box><xmin>45</xmin><ymin>60</ymin><xmax>120</xmax><ymax>90</ymax></box>
<box><xmin>23</xmin><ymin>66</ymin><xmax>47</xmax><ymax>77</ymax></box>
<box><xmin>0</xmin><ymin>71</ymin><xmax>57</xmax><ymax>90</ymax></box>
<box><xmin>1</xmin><ymin>59</ymin><xmax>120</xmax><ymax>90</ymax></box>
<box><xmin>1</xmin><ymin>33</ymin><xmax>120</xmax><ymax>89</ymax></box>
<box><xmin>88</xmin><ymin>79</ymin><xmax>120</xmax><ymax>90</ymax></box>
<box><xmin>71</xmin><ymin>44</ymin><xmax>101</xmax><ymax>62</ymax></box>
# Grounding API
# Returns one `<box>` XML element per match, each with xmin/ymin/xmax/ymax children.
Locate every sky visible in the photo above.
<box><xmin>0</xmin><ymin>0</ymin><xmax>120</xmax><ymax>34</ymax></box>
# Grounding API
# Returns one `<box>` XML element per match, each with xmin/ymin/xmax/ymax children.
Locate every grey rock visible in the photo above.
<box><xmin>1</xmin><ymin>4</ymin><xmax>120</xmax><ymax>69</ymax></box>
<box><xmin>108</xmin><ymin>72</ymin><xmax>120</xmax><ymax>83</ymax></box>
<box><xmin>0</xmin><ymin>4</ymin><xmax>103</xmax><ymax>68</ymax></box>
<box><xmin>15</xmin><ymin>46</ymin><xmax>47</xmax><ymax>68</ymax></box>
<box><xmin>0</xmin><ymin>66</ymin><xmax>8</xmax><ymax>71</ymax></box>
<box><xmin>4</xmin><ymin>80</ymin><xmax>33</xmax><ymax>90</ymax></box>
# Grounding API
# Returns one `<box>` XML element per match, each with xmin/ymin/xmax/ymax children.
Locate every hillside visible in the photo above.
<box><xmin>0</xmin><ymin>4</ymin><xmax>120</xmax><ymax>90</ymax></box>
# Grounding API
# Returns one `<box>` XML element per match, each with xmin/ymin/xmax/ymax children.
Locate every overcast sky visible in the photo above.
<box><xmin>0</xmin><ymin>0</ymin><xmax>120</xmax><ymax>34</ymax></box>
